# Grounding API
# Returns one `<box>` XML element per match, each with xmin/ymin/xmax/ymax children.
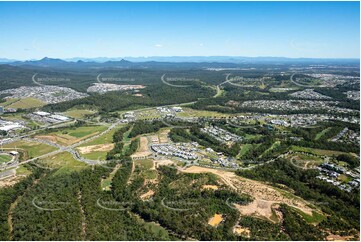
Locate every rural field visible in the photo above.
<box><xmin>63</xmin><ymin>109</ymin><xmax>96</xmax><ymax>119</ymax></box>
<box><xmin>2</xmin><ymin>140</ymin><xmax>57</xmax><ymax>160</ymax></box>
<box><xmin>4</xmin><ymin>97</ymin><xmax>45</xmax><ymax>109</ymax></box>
<box><xmin>0</xmin><ymin>154</ymin><xmax>12</xmax><ymax>164</ymax></box>
<box><xmin>36</xmin><ymin>125</ymin><xmax>108</xmax><ymax>146</ymax></box>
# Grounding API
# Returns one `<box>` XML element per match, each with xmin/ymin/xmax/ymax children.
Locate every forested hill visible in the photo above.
<box><xmin>44</xmin><ymin>83</ymin><xmax>215</xmax><ymax>113</ymax></box>
<box><xmin>0</xmin><ymin>65</ymin><xmax>36</xmax><ymax>91</ymax></box>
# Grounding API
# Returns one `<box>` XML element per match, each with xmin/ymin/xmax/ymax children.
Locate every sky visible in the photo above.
<box><xmin>0</xmin><ymin>1</ymin><xmax>359</xmax><ymax>60</ymax></box>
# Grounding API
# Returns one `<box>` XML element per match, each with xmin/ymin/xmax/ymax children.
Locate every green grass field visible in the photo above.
<box><xmin>134</xmin><ymin>109</ymin><xmax>161</xmax><ymax>120</ymax></box>
<box><xmin>0</xmin><ymin>98</ymin><xmax>20</xmax><ymax>107</ymax></box>
<box><xmin>177</xmin><ymin>107</ymin><xmax>232</xmax><ymax>118</ymax></box>
<box><xmin>260</xmin><ymin>141</ymin><xmax>281</xmax><ymax>158</ymax></box>
<box><xmin>291</xmin><ymin>207</ymin><xmax>326</xmax><ymax>225</ymax></box>
<box><xmin>122</xmin><ymin>128</ymin><xmax>132</xmax><ymax>143</ymax></box>
<box><xmin>6</xmin><ymin>97</ymin><xmax>45</xmax><ymax>109</ymax></box>
<box><xmin>0</xmin><ymin>153</ymin><xmax>12</xmax><ymax>164</ymax></box>
<box><xmin>64</xmin><ymin>125</ymin><xmax>107</xmax><ymax>138</ymax></box>
<box><xmin>290</xmin><ymin>145</ymin><xmax>347</xmax><ymax>156</ymax></box>
<box><xmin>238</xmin><ymin>144</ymin><xmax>253</xmax><ymax>158</ymax></box>
<box><xmin>38</xmin><ymin>152</ymin><xmax>87</xmax><ymax>174</ymax></box>
<box><xmin>101</xmin><ymin>164</ymin><xmax>121</xmax><ymax>191</ymax></box>
<box><xmin>79</xmin><ymin>124</ymin><xmax>125</xmax><ymax>147</ymax></box>
<box><xmin>134</xmin><ymin>159</ymin><xmax>157</xmax><ymax>179</ymax></box>
<box><xmin>81</xmin><ymin>151</ymin><xmax>107</xmax><ymax>160</ymax></box>
<box><xmin>3</xmin><ymin>140</ymin><xmax>57</xmax><ymax>160</ymax></box>
<box><xmin>136</xmin><ymin>159</ymin><xmax>154</xmax><ymax>169</ymax></box>
<box><xmin>315</xmin><ymin>127</ymin><xmax>332</xmax><ymax>140</ymax></box>
<box><xmin>39</xmin><ymin>125</ymin><xmax>109</xmax><ymax>146</ymax></box>
<box><xmin>16</xmin><ymin>165</ymin><xmax>32</xmax><ymax>176</ymax></box>
<box><xmin>142</xmin><ymin>170</ymin><xmax>157</xmax><ymax>179</ymax></box>
<box><xmin>63</xmin><ymin>109</ymin><xmax>96</xmax><ymax>119</ymax></box>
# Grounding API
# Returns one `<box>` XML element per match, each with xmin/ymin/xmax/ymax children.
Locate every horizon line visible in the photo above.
<box><xmin>2</xmin><ymin>56</ymin><xmax>360</xmax><ymax>62</ymax></box>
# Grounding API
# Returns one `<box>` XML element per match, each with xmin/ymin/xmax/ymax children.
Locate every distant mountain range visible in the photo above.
<box><xmin>0</xmin><ymin>56</ymin><xmax>359</xmax><ymax>69</ymax></box>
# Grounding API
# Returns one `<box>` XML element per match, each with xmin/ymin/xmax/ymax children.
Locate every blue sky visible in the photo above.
<box><xmin>0</xmin><ymin>1</ymin><xmax>359</xmax><ymax>59</ymax></box>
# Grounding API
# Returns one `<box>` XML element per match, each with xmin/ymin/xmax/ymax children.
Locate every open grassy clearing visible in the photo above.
<box><xmin>244</xmin><ymin>134</ymin><xmax>260</xmax><ymax>141</ymax></box>
<box><xmin>290</xmin><ymin>207</ymin><xmax>326</xmax><ymax>225</ymax></box>
<box><xmin>290</xmin><ymin>145</ymin><xmax>348</xmax><ymax>156</ymax></box>
<box><xmin>315</xmin><ymin>127</ymin><xmax>332</xmax><ymax>140</ymax></box>
<box><xmin>177</xmin><ymin>107</ymin><xmax>232</xmax><ymax>118</ymax></box>
<box><xmin>260</xmin><ymin>141</ymin><xmax>280</xmax><ymax>158</ymax></box>
<box><xmin>79</xmin><ymin>124</ymin><xmax>125</xmax><ymax>147</ymax></box>
<box><xmin>122</xmin><ymin>128</ymin><xmax>133</xmax><ymax>143</ymax></box>
<box><xmin>101</xmin><ymin>164</ymin><xmax>121</xmax><ymax>191</ymax></box>
<box><xmin>0</xmin><ymin>98</ymin><xmax>20</xmax><ymax>107</ymax></box>
<box><xmin>136</xmin><ymin>159</ymin><xmax>154</xmax><ymax>169</ymax></box>
<box><xmin>238</xmin><ymin>144</ymin><xmax>253</xmax><ymax>158</ymax></box>
<box><xmin>134</xmin><ymin>159</ymin><xmax>157</xmax><ymax>179</ymax></box>
<box><xmin>134</xmin><ymin>109</ymin><xmax>161</xmax><ymax>120</ymax></box>
<box><xmin>289</xmin><ymin>153</ymin><xmax>324</xmax><ymax>169</ymax></box>
<box><xmin>0</xmin><ymin>153</ymin><xmax>12</xmax><ymax>164</ymax></box>
<box><xmin>131</xmin><ymin>213</ymin><xmax>170</xmax><ymax>240</ymax></box>
<box><xmin>63</xmin><ymin>109</ymin><xmax>96</xmax><ymax>119</ymax></box>
<box><xmin>37</xmin><ymin>151</ymin><xmax>87</xmax><ymax>174</ymax></box>
<box><xmin>16</xmin><ymin>165</ymin><xmax>32</xmax><ymax>176</ymax></box>
<box><xmin>81</xmin><ymin>150</ymin><xmax>109</xmax><ymax>160</ymax></box>
<box><xmin>3</xmin><ymin>140</ymin><xmax>57</xmax><ymax>160</ymax></box>
<box><xmin>6</xmin><ymin>97</ymin><xmax>45</xmax><ymax>109</ymax></box>
<box><xmin>36</xmin><ymin>125</ymin><xmax>108</xmax><ymax>146</ymax></box>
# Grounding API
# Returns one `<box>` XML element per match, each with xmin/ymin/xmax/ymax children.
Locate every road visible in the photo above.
<box><xmin>0</xmin><ymin>119</ymin><xmax>123</xmax><ymax>172</ymax></box>
<box><xmin>161</xmin><ymin>74</ymin><xmax>191</xmax><ymax>88</ymax></box>
<box><xmin>31</xmin><ymin>73</ymin><xmax>46</xmax><ymax>86</ymax></box>
<box><xmin>96</xmin><ymin>74</ymin><xmax>103</xmax><ymax>83</ymax></box>
<box><xmin>290</xmin><ymin>72</ymin><xmax>323</xmax><ymax>88</ymax></box>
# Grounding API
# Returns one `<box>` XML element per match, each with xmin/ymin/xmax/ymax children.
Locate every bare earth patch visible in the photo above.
<box><xmin>77</xmin><ymin>143</ymin><xmax>114</xmax><ymax>154</ymax></box>
<box><xmin>182</xmin><ymin>166</ymin><xmax>315</xmax><ymax>222</ymax></box>
<box><xmin>233</xmin><ymin>225</ymin><xmax>251</xmax><ymax>237</ymax></box>
<box><xmin>140</xmin><ymin>190</ymin><xmax>155</xmax><ymax>200</ymax></box>
<box><xmin>149</xmin><ymin>135</ymin><xmax>159</xmax><ymax>144</ymax></box>
<box><xmin>155</xmin><ymin>159</ymin><xmax>175</xmax><ymax>168</ymax></box>
<box><xmin>158</xmin><ymin>129</ymin><xmax>170</xmax><ymax>143</ymax></box>
<box><xmin>208</xmin><ymin>213</ymin><xmax>224</xmax><ymax>227</ymax></box>
<box><xmin>202</xmin><ymin>185</ymin><xmax>219</xmax><ymax>190</ymax></box>
<box><xmin>0</xmin><ymin>176</ymin><xmax>25</xmax><ymax>188</ymax></box>
<box><xmin>131</xmin><ymin>137</ymin><xmax>152</xmax><ymax>159</ymax></box>
<box><xmin>326</xmin><ymin>233</ymin><xmax>356</xmax><ymax>241</ymax></box>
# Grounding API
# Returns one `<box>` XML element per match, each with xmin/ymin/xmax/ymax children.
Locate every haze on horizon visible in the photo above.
<box><xmin>0</xmin><ymin>1</ymin><xmax>359</xmax><ymax>60</ymax></box>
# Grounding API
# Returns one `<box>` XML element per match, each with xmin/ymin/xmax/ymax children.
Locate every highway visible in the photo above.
<box><xmin>31</xmin><ymin>73</ymin><xmax>46</xmax><ymax>86</ymax></box>
<box><xmin>161</xmin><ymin>74</ymin><xmax>191</xmax><ymax>88</ymax></box>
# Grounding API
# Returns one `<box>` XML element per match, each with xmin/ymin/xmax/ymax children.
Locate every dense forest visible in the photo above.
<box><xmin>45</xmin><ymin>83</ymin><xmax>214</xmax><ymax>113</ymax></box>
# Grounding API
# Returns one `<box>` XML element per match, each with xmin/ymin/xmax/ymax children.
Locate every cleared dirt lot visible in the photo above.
<box><xmin>154</xmin><ymin>159</ymin><xmax>175</xmax><ymax>168</ymax></box>
<box><xmin>131</xmin><ymin>137</ymin><xmax>152</xmax><ymax>159</ymax></box>
<box><xmin>158</xmin><ymin>129</ymin><xmax>170</xmax><ymax>143</ymax></box>
<box><xmin>140</xmin><ymin>190</ymin><xmax>155</xmax><ymax>200</ymax></box>
<box><xmin>233</xmin><ymin>226</ymin><xmax>251</xmax><ymax>237</ymax></box>
<box><xmin>208</xmin><ymin>213</ymin><xmax>223</xmax><ymax>227</ymax></box>
<box><xmin>77</xmin><ymin>144</ymin><xmax>114</xmax><ymax>154</ymax></box>
<box><xmin>202</xmin><ymin>185</ymin><xmax>219</xmax><ymax>190</ymax></box>
<box><xmin>182</xmin><ymin>166</ymin><xmax>315</xmax><ymax>222</ymax></box>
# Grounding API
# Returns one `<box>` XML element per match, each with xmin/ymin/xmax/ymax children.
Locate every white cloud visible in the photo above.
<box><xmin>155</xmin><ymin>44</ymin><xmax>163</xmax><ymax>48</ymax></box>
